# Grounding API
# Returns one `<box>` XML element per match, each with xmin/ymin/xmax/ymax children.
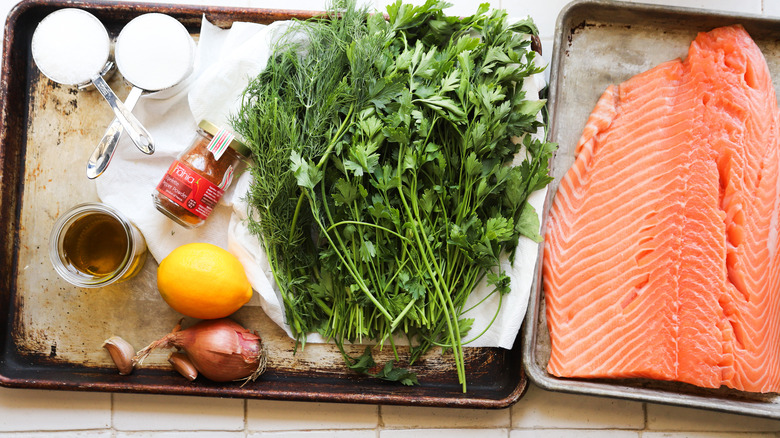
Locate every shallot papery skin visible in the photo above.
<box><xmin>135</xmin><ymin>318</ymin><xmax>267</xmax><ymax>383</ymax></box>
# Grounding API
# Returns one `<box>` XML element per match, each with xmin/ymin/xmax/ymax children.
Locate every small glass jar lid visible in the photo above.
<box><xmin>198</xmin><ymin>120</ymin><xmax>250</xmax><ymax>158</ymax></box>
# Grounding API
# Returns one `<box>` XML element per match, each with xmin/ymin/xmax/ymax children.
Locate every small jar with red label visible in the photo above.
<box><xmin>153</xmin><ymin>120</ymin><xmax>250</xmax><ymax>228</ymax></box>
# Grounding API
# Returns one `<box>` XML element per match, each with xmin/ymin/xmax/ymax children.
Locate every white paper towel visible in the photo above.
<box><xmin>96</xmin><ymin>15</ymin><xmax>547</xmax><ymax>349</ymax></box>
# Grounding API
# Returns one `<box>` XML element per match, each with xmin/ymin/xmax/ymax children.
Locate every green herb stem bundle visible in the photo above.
<box><xmin>233</xmin><ymin>0</ymin><xmax>555</xmax><ymax>391</ymax></box>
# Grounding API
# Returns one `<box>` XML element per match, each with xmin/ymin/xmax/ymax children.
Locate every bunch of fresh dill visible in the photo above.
<box><xmin>232</xmin><ymin>0</ymin><xmax>554</xmax><ymax>391</ymax></box>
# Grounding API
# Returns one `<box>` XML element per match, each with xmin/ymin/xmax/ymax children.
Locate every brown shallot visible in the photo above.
<box><xmin>135</xmin><ymin>318</ymin><xmax>267</xmax><ymax>383</ymax></box>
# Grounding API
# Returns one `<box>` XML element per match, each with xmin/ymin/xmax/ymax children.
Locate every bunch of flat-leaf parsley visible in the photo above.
<box><xmin>233</xmin><ymin>0</ymin><xmax>555</xmax><ymax>391</ymax></box>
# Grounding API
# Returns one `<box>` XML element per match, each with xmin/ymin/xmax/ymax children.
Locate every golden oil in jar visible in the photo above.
<box><xmin>62</xmin><ymin>212</ymin><xmax>128</xmax><ymax>278</ymax></box>
<box><xmin>50</xmin><ymin>203</ymin><xmax>147</xmax><ymax>287</ymax></box>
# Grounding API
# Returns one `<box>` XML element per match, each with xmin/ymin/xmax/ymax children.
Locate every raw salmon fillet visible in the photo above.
<box><xmin>543</xmin><ymin>25</ymin><xmax>780</xmax><ymax>392</ymax></box>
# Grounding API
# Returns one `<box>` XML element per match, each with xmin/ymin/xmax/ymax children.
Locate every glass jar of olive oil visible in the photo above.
<box><xmin>49</xmin><ymin>203</ymin><xmax>147</xmax><ymax>288</ymax></box>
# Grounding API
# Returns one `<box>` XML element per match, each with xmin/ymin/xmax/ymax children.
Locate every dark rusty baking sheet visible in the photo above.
<box><xmin>0</xmin><ymin>0</ymin><xmax>527</xmax><ymax>407</ymax></box>
<box><xmin>523</xmin><ymin>0</ymin><xmax>780</xmax><ymax>419</ymax></box>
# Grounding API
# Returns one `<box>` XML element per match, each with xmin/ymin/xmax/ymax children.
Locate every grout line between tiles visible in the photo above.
<box><xmin>110</xmin><ymin>392</ymin><xmax>115</xmax><ymax>431</ymax></box>
<box><xmin>106</xmin><ymin>428</ymin><xmax>261</xmax><ymax>433</ymax></box>
<box><xmin>243</xmin><ymin>399</ymin><xmax>249</xmax><ymax>435</ymax></box>
<box><xmin>0</xmin><ymin>428</ymin><xmax>113</xmax><ymax>434</ymax></box>
<box><xmin>508</xmin><ymin>397</ymin><xmax>513</xmax><ymax>430</ymax></box>
<box><xmin>377</xmin><ymin>404</ymin><xmax>383</xmax><ymax>437</ymax></box>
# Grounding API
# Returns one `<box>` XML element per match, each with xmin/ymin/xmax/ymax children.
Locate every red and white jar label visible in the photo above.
<box><xmin>156</xmin><ymin>160</ymin><xmax>224</xmax><ymax>220</ymax></box>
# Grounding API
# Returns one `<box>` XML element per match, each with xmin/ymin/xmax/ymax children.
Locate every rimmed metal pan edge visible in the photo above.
<box><xmin>523</xmin><ymin>0</ymin><xmax>780</xmax><ymax>419</ymax></box>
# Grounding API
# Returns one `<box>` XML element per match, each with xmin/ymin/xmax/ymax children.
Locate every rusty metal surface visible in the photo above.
<box><xmin>0</xmin><ymin>0</ymin><xmax>527</xmax><ymax>407</ymax></box>
<box><xmin>523</xmin><ymin>0</ymin><xmax>780</xmax><ymax>419</ymax></box>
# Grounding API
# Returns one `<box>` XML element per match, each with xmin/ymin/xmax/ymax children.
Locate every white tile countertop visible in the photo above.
<box><xmin>3</xmin><ymin>0</ymin><xmax>780</xmax><ymax>436</ymax></box>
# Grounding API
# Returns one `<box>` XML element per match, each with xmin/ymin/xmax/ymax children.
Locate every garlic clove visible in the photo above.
<box><xmin>102</xmin><ymin>336</ymin><xmax>135</xmax><ymax>375</ymax></box>
<box><xmin>168</xmin><ymin>352</ymin><xmax>198</xmax><ymax>381</ymax></box>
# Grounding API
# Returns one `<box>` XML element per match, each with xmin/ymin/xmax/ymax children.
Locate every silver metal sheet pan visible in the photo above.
<box><xmin>523</xmin><ymin>0</ymin><xmax>780</xmax><ymax>419</ymax></box>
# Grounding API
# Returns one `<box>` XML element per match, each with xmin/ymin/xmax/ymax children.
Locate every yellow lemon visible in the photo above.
<box><xmin>157</xmin><ymin>243</ymin><xmax>252</xmax><ymax>319</ymax></box>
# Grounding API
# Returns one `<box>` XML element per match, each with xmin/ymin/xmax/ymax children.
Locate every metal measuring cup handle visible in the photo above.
<box><xmin>86</xmin><ymin>86</ymin><xmax>144</xmax><ymax>179</ymax></box>
<box><xmin>91</xmin><ymin>75</ymin><xmax>154</xmax><ymax>155</ymax></box>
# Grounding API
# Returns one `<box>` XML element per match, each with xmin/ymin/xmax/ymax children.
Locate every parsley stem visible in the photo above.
<box><xmin>326</xmin><ymin>220</ymin><xmax>411</xmax><ymax>242</ymax></box>
<box><xmin>390</xmin><ymin>298</ymin><xmax>417</xmax><ymax>332</ymax></box>
<box><xmin>396</xmin><ymin>141</ymin><xmax>467</xmax><ymax>390</ymax></box>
